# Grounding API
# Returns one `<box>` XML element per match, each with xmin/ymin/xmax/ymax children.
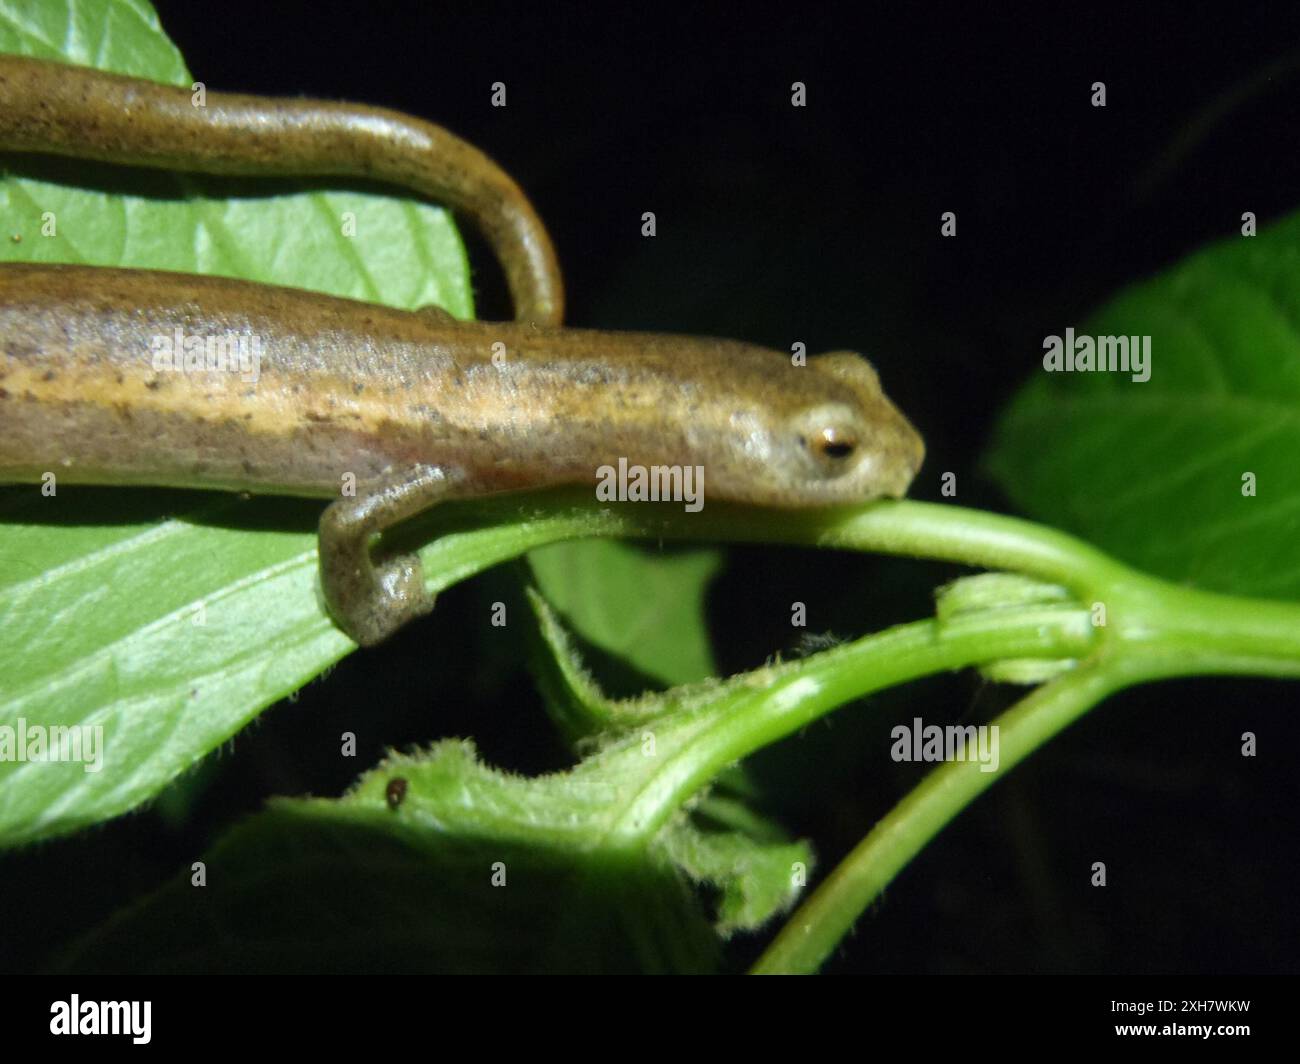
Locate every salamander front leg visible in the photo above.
<box><xmin>319</xmin><ymin>464</ymin><xmax>466</xmax><ymax>646</ymax></box>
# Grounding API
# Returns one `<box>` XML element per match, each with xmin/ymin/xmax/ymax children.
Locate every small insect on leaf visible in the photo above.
<box><xmin>385</xmin><ymin>777</ymin><xmax>408</xmax><ymax>810</ymax></box>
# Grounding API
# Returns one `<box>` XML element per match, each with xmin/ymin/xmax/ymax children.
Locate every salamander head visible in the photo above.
<box><xmin>706</xmin><ymin>350</ymin><xmax>925</xmax><ymax>507</ymax></box>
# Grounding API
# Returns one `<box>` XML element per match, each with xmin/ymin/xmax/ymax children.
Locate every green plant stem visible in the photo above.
<box><xmin>607</xmin><ymin>604</ymin><xmax>1097</xmax><ymax>844</ymax></box>
<box><xmin>740</xmin><ymin>582</ymin><xmax>1300</xmax><ymax>974</ymax></box>
<box><xmin>426</xmin><ymin>493</ymin><xmax>1300</xmax><ymax>682</ymax></box>
<box><xmin>749</xmin><ymin>661</ymin><xmax>1130</xmax><ymax>974</ymax></box>
<box><xmin>422</xmin><ymin>493</ymin><xmax>1132</xmax><ymax>598</ymax></box>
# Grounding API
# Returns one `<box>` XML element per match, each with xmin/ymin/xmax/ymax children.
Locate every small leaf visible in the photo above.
<box><xmin>661</xmin><ymin>800</ymin><xmax>813</xmax><ymax>938</ymax></box>
<box><xmin>524</xmin><ymin>586</ymin><xmax>623</xmax><ymax>740</ymax></box>
<box><xmin>522</xmin><ymin>587</ymin><xmax>815</xmax><ymax>934</ymax></box>
<box><xmin>528</xmin><ymin>539</ymin><xmax>721</xmax><ymax>688</ymax></box>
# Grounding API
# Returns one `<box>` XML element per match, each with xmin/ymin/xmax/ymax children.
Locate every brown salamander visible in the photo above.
<box><xmin>0</xmin><ymin>57</ymin><xmax>923</xmax><ymax>645</ymax></box>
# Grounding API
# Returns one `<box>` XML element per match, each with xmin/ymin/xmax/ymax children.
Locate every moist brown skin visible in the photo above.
<box><xmin>0</xmin><ymin>58</ymin><xmax>925</xmax><ymax>645</ymax></box>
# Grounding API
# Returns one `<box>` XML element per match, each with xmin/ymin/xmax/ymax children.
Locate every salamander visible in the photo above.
<box><xmin>0</xmin><ymin>57</ymin><xmax>924</xmax><ymax>644</ymax></box>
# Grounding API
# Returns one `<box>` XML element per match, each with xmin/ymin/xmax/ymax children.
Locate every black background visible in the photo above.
<box><xmin>4</xmin><ymin>1</ymin><xmax>1300</xmax><ymax>974</ymax></box>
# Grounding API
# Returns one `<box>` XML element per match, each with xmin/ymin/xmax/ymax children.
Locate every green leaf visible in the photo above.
<box><xmin>528</xmin><ymin>539</ymin><xmax>721</xmax><ymax>689</ymax></box>
<box><xmin>0</xmin><ymin>2</ymin><xmax>472</xmax><ymax>309</ymax></box>
<box><xmin>524</xmin><ymin>585</ymin><xmax>626</xmax><ymax>741</ymax></box>
<box><xmin>58</xmin><ymin>728</ymin><xmax>811</xmax><ymax>970</ymax></box>
<box><xmin>985</xmin><ymin>211</ymin><xmax>1300</xmax><ymax>600</ymax></box>
<box><xmin>0</xmin><ymin>0</ymin><xmax>471</xmax><ymax>846</ymax></box>
<box><xmin>0</xmin><ymin>0</ymin><xmax>186</xmax><ymax>77</ymax></box>
<box><xmin>660</xmin><ymin>797</ymin><xmax>812</xmax><ymax>939</ymax></box>
<box><xmin>55</xmin><ymin>745</ymin><xmax>722</xmax><ymax>973</ymax></box>
<box><xmin>523</xmin><ymin>585</ymin><xmax>815</xmax><ymax>934</ymax></box>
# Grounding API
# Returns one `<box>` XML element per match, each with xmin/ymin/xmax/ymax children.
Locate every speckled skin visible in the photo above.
<box><xmin>0</xmin><ymin>59</ymin><xmax>925</xmax><ymax>645</ymax></box>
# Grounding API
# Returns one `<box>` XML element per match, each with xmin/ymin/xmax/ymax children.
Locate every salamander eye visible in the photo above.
<box><xmin>815</xmin><ymin>426</ymin><xmax>857</xmax><ymax>461</ymax></box>
<box><xmin>798</xmin><ymin>421</ymin><xmax>860</xmax><ymax>475</ymax></box>
<box><xmin>790</xmin><ymin>403</ymin><xmax>867</xmax><ymax>478</ymax></box>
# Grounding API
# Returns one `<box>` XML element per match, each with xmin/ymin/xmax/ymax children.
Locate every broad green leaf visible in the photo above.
<box><xmin>0</xmin><ymin>0</ymin><xmax>471</xmax><ymax>846</ymax></box>
<box><xmin>986</xmin><ymin>211</ymin><xmax>1300</xmax><ymax>600</ymax></box>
